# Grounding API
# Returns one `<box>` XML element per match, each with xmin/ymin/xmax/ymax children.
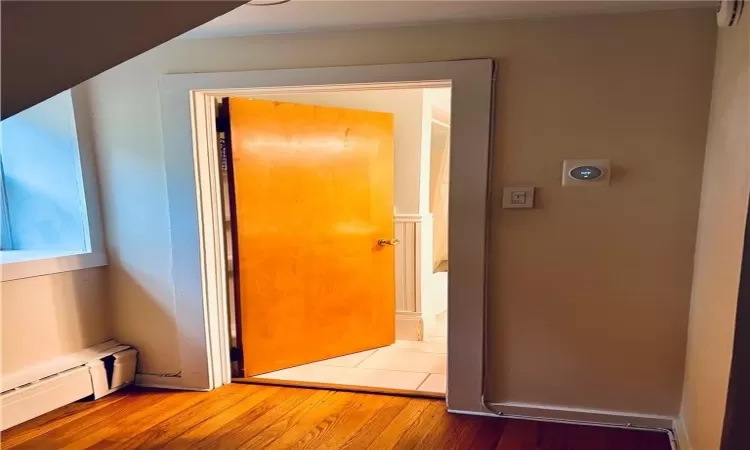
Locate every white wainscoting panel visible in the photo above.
<box><xmin>395</xmin><ymin>214</ymin><xmax>423</xmax><ymax>340</ymax></box>
<box><xmin>394</xmin><ymin>214</ymin><xmax>421</xmax><ymax>313</ymax></box>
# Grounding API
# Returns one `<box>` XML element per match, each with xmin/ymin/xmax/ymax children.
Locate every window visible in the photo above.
<box><xmin>0</xmin><ymin>89</ymin><xmax>106</xmax><ymax>280</ymax></box>
<box><xmin>1</xmin><ymin>158</ymin><xmax>11</xmax><ymax>249</ymax></box>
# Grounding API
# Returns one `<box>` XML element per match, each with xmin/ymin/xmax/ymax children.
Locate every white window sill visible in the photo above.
<box><xmin>0</xmin><ymin>250</ymin><xmax>107</xmax><ymax>282</ymax></box>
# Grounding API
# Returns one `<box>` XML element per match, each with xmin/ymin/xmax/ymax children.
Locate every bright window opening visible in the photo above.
<box><xmin>0</xmin><ymin>90</ymin><xmax>105</xmax><ymax>279</ymax></box>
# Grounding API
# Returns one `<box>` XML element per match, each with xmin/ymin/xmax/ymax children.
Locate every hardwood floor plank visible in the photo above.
<box><xmin>0</xmin><ymin>391</ymin><xmax>128</xmax><ymax>447</ymax></box>
<box><xmin>544</xmin><ymin>423</ymin><xmax>671</xmax><ymax>450</ymax></box>
<box><xmin>338</xmin><ymin>395</ymin><xmax>411</xmax><ymax>449</ymax></box>
<box><xmin>262</xmin><ymin>391</ymin><xmax>356</xmax><ymax>450</ymax></box>
<box><xmin>496</xmin><ymin>418</ymin><xmax>540</xmax><ymax>450</ymax></box>
<box><xmin>8</xmin><ymin>391</ymin><xmax>173</xmax><ymax>450</ymax></box>
<box><xmin>2</xmin><ymin>385</ymin><xmax>672</xmax><ymax>450</ymax></box>
<box><xmin>188</xmin><ymin>387</ymin><xmax>319</xmax><ymax>449</ymax></box>
<box><xmin>391</xmin><ymin>399</ymin><xmax>446</xmax><ymax>450</ymax></box>
<box><xmin>162</xmin><ymin>386</ymin><xmax>283</xmax><ymax>449</ymax></box>
<box><xmin>366</xmin><ymin>397</ymin><xmax>432</xmax><ymax>450</ymax></box>
<box><xmin>63</xmin><ymin>390</ymin><xmax>208</xmax><ymax>449</ymax></box>
<box><xmin>537</xmin><ymin>420</ymin><xmax>593</xmax><ymax>450</ymax></box>
<box><xmin>468</xmin><ymin>417</ymin><xmax>507</xmax><ymax>450</ymax></box>
<box><xmin>295</xmin><ymin>393</ymin><xmax>391</xmax><ymax>449</ymax></box>
<box><xmin>237</xmin><ymin>389</ymin><xmax>335</xmax><ymax>449</ymax></box>
<box><xmin>93</xmin><ymin>384</ymin><xmax>262</xmax><ymax>449</ymax></box>
<box><xmin>413</xmin><ymin>410</ymin><xmax>489</xmax><ymax>450</ymax></box>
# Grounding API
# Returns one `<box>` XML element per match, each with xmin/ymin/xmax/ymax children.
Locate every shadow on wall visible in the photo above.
<box><xmin>52</xmin><ymin>267</ymin><xmax>113</xmax><ymax>355</ymax></box>
<box><xmin>73</xmin><ymin>84</ymin><xmax>183</xmax><ymax>377</ymax></box>
<box><xmin>107</xmin><ymin>265</ymin><xmax>180</xmax><ymax>375</ymax></box>
<box><xmin>0</xmin><ymin>267</ymin><xmax>110</xmax><ymax>374</ymax></box>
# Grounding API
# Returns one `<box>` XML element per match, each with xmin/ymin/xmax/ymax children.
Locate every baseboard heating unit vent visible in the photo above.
<box><xmin>1</xmin><ymin>340</ymin><xmax>137</xmax><ymax>430</ymax></box>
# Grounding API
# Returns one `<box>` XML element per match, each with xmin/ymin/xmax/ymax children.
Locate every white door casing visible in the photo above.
<box><xmin>157</xmin><ymin>60</ymin><xmax>494</xmax><ymax>414</ymax></box>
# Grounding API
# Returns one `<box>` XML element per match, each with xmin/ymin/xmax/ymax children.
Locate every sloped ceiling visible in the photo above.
<box><xmin>2</xmin><ymin>0</ymin><xmax>713</xmax><ymax>118</ymax></box>
<box><xmin>1</xmin><ymin>1</ymin><xmax>245</xmax><ymax>119</ymax></box>
<box><xmin>184</xmin><ymin>0</ymin><xmax>711</xmax><ymax>39</ymax></box>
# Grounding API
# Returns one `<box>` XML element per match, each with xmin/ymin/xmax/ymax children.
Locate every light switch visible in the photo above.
<box><xmin>502</xmin><ymin>186</ymin><xmax>535</xmax><ymax>209</ymax></box>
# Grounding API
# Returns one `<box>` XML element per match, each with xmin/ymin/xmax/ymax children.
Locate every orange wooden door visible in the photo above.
<box><xmin>228</xmin><ymin>98</ymin><xmax>396</xmax><ymax>377</ymax></box>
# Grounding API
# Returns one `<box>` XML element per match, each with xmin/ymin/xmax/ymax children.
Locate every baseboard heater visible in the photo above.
<box><xmin>0</xmin><ymin>340</ymin><xmax>137</xmax><ymax>430</ymax></box>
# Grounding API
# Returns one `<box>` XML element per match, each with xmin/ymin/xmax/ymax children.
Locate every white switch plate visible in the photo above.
<box><xmin>502</xmin><ymin>186</ymin><xmax>535</xmax><ymax>209</ymax></box>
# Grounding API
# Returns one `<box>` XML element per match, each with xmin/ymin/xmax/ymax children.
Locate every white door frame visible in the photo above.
<box><xmin>158</xmin><ymin>60</ymin><xmax>494</xmax><ymax>414</ymax></box>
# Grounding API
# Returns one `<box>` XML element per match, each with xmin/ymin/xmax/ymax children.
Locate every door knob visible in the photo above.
<box><xmin>378</xmin><ymin>238</ymin><xmax>400</xmax><ymax>246</ymax></box>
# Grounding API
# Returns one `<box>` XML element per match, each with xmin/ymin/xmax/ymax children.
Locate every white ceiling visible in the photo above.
<box><xmin>182</xmin><ymin>0</ymin><xmax>711</xmax><ymax>40</ymax></box>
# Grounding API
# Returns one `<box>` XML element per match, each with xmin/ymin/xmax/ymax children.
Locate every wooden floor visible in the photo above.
<box><xmin>2</xmin><ymin>384</ymin><xmax>671</xmax><ymax>449</ymax></box>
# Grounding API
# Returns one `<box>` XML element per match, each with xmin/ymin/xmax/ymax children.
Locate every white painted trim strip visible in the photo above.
<box><xmin>414</xmin><ymin>218</ymin><xmax>423</xmax><ymax>314</ymax></box>
<box><xmin>71</xmin><ymin>86</ymin><xmax>107</xmax><ymax>258</ymax></box>
<box><xmin>447</xmin><ymin>408</ymin><xmax>498</xmax><ymax>418</ymax></box>
<box><xmin>396</xmin><ymin>310</ymin><xmax>424</xmax><ymax>318</ymax></box>
<box><xmin>673</xmin><ymin>419</ymin><xmax>692</xmax><ymax>450</ymax></box>
<box><xmin>487</xmin><ymin>401</ymin><xmax>674</xmax><ymax>429</ymax></box>
<box><xmin>394</xmin><ymin>221</ymin><xmax>407</xmax><ymax>311</ymax></box>
<box><xmin>459</xmin><ymin>404</ymin><xmax>676</xmax><ymax>450</ymax></box>
<box><xmin>0</xmin><ymin>251</ymin><xmax>107</xmax><ymax>282</ymax></box>
<box><xmin>1</xmin><ymin>367</ymin><xmax>93</xmax><ymax>430</ymax></box>
<box><xmin>134</xmin><ymin>373</ymin><xmax>210</xmax><ymax>392</ymax></box>
<box><xmin>1</xmin><ymin>340</ymin><xmax>124</xmax><ymax>393</ymax></box>
<box><xmin>178</xmin><ymin>81</ymin><xmax>450</xmax><ymax>97</ymax></box>
<box><xmin>190</xmin><ymin>91</ymin><xmax>232</xmax><ymax>390</ymax></box>
<box><xmin>394</xmin><ymin>213</ymin><xmax>423</xmax><ymax>223</ymax></box>
<box><xmin>1</xmin><ymin>343</ymin><xmax>137</xmax><ymax>431</ymax></box>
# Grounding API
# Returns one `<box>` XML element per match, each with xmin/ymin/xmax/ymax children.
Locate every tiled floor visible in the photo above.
<box><xmin>253</xmin><ymin>339</ymin><xmax>447</xmax><ymax>395</ymax></box>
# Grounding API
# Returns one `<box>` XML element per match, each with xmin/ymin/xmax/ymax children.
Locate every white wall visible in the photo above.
<box><xmin>84</xmin><ymin>9</ymin><xmax>715</xmax><ymax>414</ymax></box>
<box><xmin>679</xmin><ymin>13</ymin><xmax>749</xmax><ymax>450</ymax></box>
<box><xmin>241</xmin><ymin>90</ymin><xmax>425</xmax><ymax>215</ymax></box>
<box><xmin>78</xmin><ymin>79</ymin><xmax>182</xmax><ymax>374</ymax></box>
<box><xmin>1</xmin><ymin>267</ymin><xmax>110</xmax><ymax>374</ymax></box>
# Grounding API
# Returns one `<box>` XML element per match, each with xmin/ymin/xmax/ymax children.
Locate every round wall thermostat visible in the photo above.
<box><xmin>562</xmin><ymin>159</ymin><xmax>611</xmax><ymax>186</ymax></box>
<box><xmin>569</xmin><ymin>165</ymin><xmax>603</xmax><ymax>181</ymax></box>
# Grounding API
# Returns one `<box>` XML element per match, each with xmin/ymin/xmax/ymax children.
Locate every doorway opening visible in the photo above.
<box><xmin>219</xmin><ymin>86</ymin><xmax>452</xmax><ymax>396</ymax></box>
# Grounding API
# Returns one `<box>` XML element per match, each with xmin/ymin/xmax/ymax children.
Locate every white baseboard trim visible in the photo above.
<box><xmin>1</xmin><ymin>367</ymin><xmax>93</xmax><ymax>430</ymax></box>
<box><xmin>486</xmin><ymin>401</ymin><xmax>674</xmax><ymax>429</ymax></box>
<box><xmin>1</xmin><ymin>340</ymin><xmax>126</xmax><ymax>392</ymax></box>
<box><xmin>673</xmin><ymin>418</ymin><xmax>692</xmax><ymax>450</ymax></box>
<box><xmin>134</xmin><ymin>373</ymin><xmax>210</xmax><ymax>391</ymax></box>
<box><xmin>448</xmin><ymin>408</ymin><xmax>498</xmax><ymax>418</ymax></box>
<box><xmin>395</xmin><ymin>311</ymin><xmax>424</xmax><ymax>341</ymax></box>
<box><xmin>1</xmin><ymin>343</ymin><xmax>136</xmax><ymax>431</ymax></box>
